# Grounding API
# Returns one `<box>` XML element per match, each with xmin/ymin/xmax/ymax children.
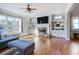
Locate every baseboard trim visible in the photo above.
<box><xmin>51</xmin><ymin>36</ymin><xmax>65</xmax><ymax>39</ymax></box>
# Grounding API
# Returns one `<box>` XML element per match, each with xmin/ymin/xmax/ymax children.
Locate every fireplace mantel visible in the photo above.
<box><xmin>36</xmin><ymin>24</ymin><xmax>49</xmax><ymax>36</ymax></box>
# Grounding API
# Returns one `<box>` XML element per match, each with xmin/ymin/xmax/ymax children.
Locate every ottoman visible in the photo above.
<box><xmin>7</xmin><ymin>40</ymin><xmax>35</xmax><ymax>55</ymax></box>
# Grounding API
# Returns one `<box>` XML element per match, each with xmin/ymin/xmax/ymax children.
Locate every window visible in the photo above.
<box><xmin>7</xmin><ymin>16</ymin><xmax>14</xmax><ymax>32</ymax></box>
<box><xmin>15</xmin><ymin>18</ymin><xmax>21</xmax><ymax>33</ymax></box>
<box><xmin>72</xmin><ymin>18</ymin><xmax>79</xmax><ymax>29</ymax></box>
<box><xmin>0</xmin><ymin>15</ymin><xmax>6</xmax><ymax>27</ymax></box>
<box><xmin>0</xmin><ymin>14</ymin><xmax>22</xmax><ymax>36</ymax></box>
<box><xmin>7</xmin><ymin>16</ymin><xmax>22</xmax><ymax>34</ymax></box>
<box><xmin>0</xmin><ymin>15</ymin><xmax>6</xmax><ymax>32</ymax></box>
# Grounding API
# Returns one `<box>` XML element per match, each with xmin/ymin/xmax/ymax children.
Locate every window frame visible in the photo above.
<box><xmin>0</xmin><ymin>14</ymin><xmax>22</xmax><ymax>34</ymax></box>
<box><xmin>72</xmin><ymin>17</ymin><xmax>79</xmax><ymax>30</ymax></box>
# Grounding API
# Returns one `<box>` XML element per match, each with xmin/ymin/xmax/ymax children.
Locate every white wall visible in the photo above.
<box><xmin>22</xmin><ymin>17</ymin><xmax>29</xmax><ymax>34</ymax></box>
<box><xmin>64</xmin><ymin>13</ymin><xmax>70</xmax><ymax>40</ymax></box>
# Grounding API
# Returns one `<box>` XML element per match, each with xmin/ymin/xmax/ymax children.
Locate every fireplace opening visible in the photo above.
<box><xmin>39</xmin><ymin>29</ymin><xmax>46</xmax><ymax>34</ymax></box>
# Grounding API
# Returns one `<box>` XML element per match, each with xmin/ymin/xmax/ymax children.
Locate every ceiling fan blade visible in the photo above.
<box><xmin>21</xmin><ymin>4</ymin><xmax>37</xmax><ymax>13</ymax></box>
<box><xmin>31</xmin><ymin>8</ymin><xmax>37</xmax><ymax>10</ymax></box>
<box><xmin>27</xmin><ymin>4</ymin><xmax>30</xmax><ymax>7</ymax></box>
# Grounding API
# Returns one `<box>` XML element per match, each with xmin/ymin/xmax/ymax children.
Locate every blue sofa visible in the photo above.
<box><xmin>0</xmin><ymin>35</ymin><xmax>19</xmax><ymax>49</ymax></box>
<box><xmin>7</xmin><ymin>40</ymin><xmax>35</xmax><ymax>55</ymax></box>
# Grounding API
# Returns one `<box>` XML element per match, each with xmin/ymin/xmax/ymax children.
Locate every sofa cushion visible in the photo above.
<box><xmin>0</xmin><ymin>36</ymin><xmax>18</xmax><ymax>42</ymax></box>
<box><xmin>0</xmin><ymin>36</ymin><xmax>19</xmax><ymax>49</ymax></box>
<box><xmin>8</xmin><ymin>39</ymin><xmax>34</xmax><ymax>54</ymax></box>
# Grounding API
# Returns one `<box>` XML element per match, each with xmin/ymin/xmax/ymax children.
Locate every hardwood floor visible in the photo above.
<box><xmin>20</xmin><ymin>35</ymin><xmax>79</xmax><ymax>55</ymax></box>
<box><xmin>33</xmin><ymin>37</ymin><xmax>69</xmax><ymax>55</ymax></box>
<box><xmin>1</xmin><ymin>34</ymin><xmax>79</xmax><ymax>55</ymax></box>
<box><xmin>32</xmin><ymin>36</ymin><xmax>79</xmax><ymax>55</ymax></box>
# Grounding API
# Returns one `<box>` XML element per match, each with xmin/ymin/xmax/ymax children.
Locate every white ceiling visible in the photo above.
<box><xmin>71</xmin><ymin>3</ymin><xmax>79</xmax><ymax>16</ymax></box>
<box><xmin>0</xmin><ymin>3</ymin><xmax>70</xmax><ymax>17</ymax></box>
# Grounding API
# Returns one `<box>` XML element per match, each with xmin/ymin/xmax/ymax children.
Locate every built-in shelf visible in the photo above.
<box><xmin>51</xmin><ymin>20</ymin><xmax>64</xmax><ymax>30</ymax></box>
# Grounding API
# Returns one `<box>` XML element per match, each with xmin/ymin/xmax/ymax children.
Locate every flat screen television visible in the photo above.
<box><xmin>37</xmin><ymin>16</ymin><xmax>48</xmax><ymax>24</ymax></box>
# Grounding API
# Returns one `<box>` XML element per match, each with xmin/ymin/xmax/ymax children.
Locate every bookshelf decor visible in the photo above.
<box><xmin>52</xmin><ymin>21</ymin><xmax>64</xmax><ymax>30</ymax></box>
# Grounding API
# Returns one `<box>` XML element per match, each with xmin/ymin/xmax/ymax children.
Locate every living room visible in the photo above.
<box><xmin>0</xmin><ymin>3</ymin><xmax>79</xmax><ymax>55</ymax></box>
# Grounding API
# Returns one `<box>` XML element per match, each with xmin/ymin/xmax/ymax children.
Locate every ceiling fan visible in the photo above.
<box><xmin>21</xmin><ymin>4</ymin><xmax>37</xmax><ymax>13</ymax></box>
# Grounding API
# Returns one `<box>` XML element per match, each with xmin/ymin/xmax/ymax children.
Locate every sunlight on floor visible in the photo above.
<box><xmin>70</xmin><ymin>42</ymin><xmax>79</xmax><ymax>55</ymax></box>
